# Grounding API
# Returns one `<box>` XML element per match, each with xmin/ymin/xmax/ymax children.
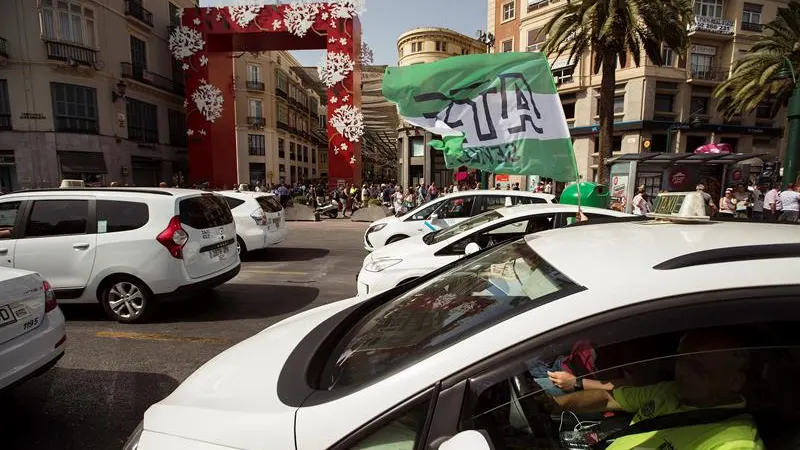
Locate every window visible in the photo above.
<box><xmin>168</xmin><ymin>109</ymin><xmax>187</xmax><ymax>147</ymax></box>
<box><xmin>51</xmin><ymin>82</ymin><xmax>97</xmax><ymax>134</ymax></box>
<box><xmin>41</xmin><ymin>0</ymin><xmax>97</xmax><ymax>48</ymax></box>
<box><xmin>691</xmin><ymin>53</ymin><xmax>714</xmax><ymax>74</ymax></box>
<box><xmin>410</xmin><ymin>137</ymin><xmax>425</xmax><ymax>157</ymax></box>
<box><xmin>346</xmin><ymin>399</ymin><xmax>431</xmax><ymax>449</ymax></box>
<box><xmin>445</xmin><ymin>214</ymin><xmax>556</xmax><ymax>254</ymax></box>
<box><xmin>129</xmin><ymin>36</ymin><xmax>147</xmax><ymax>69</ymax></box>
<box><xmin>303</xmin><ymin>145</ymin><xmax>308</xmax><ymax>162</ymax></box>
<box><xmin>249</xmin><ymin>99</ymin><xmax>263</xmax><ymax>118</ymax></box>
<box><xmin>430</xmin><ymin>211</ymin><xmax>504</xmax><ymax>244</ymax></box>
<box><xmin>320</xmin><ymin>151</ymin><xmax>328</xmax><ymax>164</ymax></box>
<box><xmin>96</xmin><ymin>200</ymin><xmax>148</xmax><ymax>233</ymax></box>
<box><xmin>168</xmin><ymin>2</ymin><xmax>180</xmax><ymax>27</ymax></box>
<box><xmin>256</xmin><ymin>196</ymin><xmax>283</xmax><ymax>213</ymax></box>
<box><xmin>660</xmin><ymin>45</ymin><xmax>674</xmax><ymax>66</ymax></box>
<box><xmin>614</xmin><ymin>95</ymin><xmax>625</xmax><ymax>114</ymax></box>
<box><xmin>756</xmin><ymin>102</ymin><xmax>773</xmax><ymax>119</ymax></box>
<box><xmin>0</xmin><ymin>201</ymin><xmax>21</xmax><ymax>238</ymax></box>
<box><xmin>223</xmin><ymin>196</ymin><xmax>246</xmax><ymax>209</ymax></box>
<box><xmin>654</xmin><ymin>94</ymin><xmax>674</xmax><ymax>113</ymax></box>
<box><xmin>278</xmin><ymin>138</ymin><xmax>285</xmax><ymax>158</ymax></box>
<box><xmin>742</xmin><ymin>3</ymin><xmax>762</xmax><ymax>25</ymax></box>
<box><xmin>126</xmin><ymin>98</ymin><xmax>158</xmax><ymax>143</ymax></box>
<box><xmin>502</xmin><ymin>1</ymin><xmax>515</xmax><ymax>21</ymax></box>
<box><xmin>431</xmin><ymin>196</ymin><xmax>476</xmax><ymax>220</ymax></box>
<box><xmin>290</xmin><ymin>142</ymin><xmax>296</xmax><ymax>160</ymax></box>
<box><xmin>690</xmin><ymin>96</ymin><xmax>709</xmax><ymax>115</ymax></box>
<box><xmin>277</xmin><ymin>103</ymin><xmax>288</xmax><ymax>124</ymax></box>
<box><xmin>501</xmin><ymin>39</ymin><xmax>513</xmax><ymax>53</ymax></box>
<box><xmin>248</xmin><ymin>64</ymin><xmax>261</xmax><ymax>82</ymax></box>
<box><xmin>0</xmin><ymin>80</ymin><xmax>10</xmax><ymax>127</ymax></box>
<box><xmin>479</xmin><ymin>195</ymin><xmax>547</xmax><ymax>214</ymax></box>
<box><xmin>560</xmin><ymin>94</ymin><xmax>576</xmax><ymax>120</ymax></box>
<box><xmin>312</xmin><ymin>149</ymin><xmax>317</xmax><ymax>164</ymax></box>
<box><xmin>527</xmin><ymin>28</ymin><xmax>544</xmax><ymax>51</ymax></box>
<box><xmin>178</xmin><ymin>195</ymin><xmax>233</xmax><ymax>230</ymax></box>
<box><xmin>693</xmin><ymin>0</ymin><xmax>723</xmax><ymax>17</ymax></box>
<box><xmin>276</xmin><ymin>70</ymin><xmax>288</xmax><ymax>91</ymax></box>
<box><xmin>411</xmin><ymin>42</ymin><xmax>422</xmax><ymax>53</ymax></box>
<box><xmin>25</xmin><ymin>200</ymin><xmax>88</xmax><ymax>237</ymax></box>
<box><xmin>319</xmin><ymin>240</ymin><xmax>579</xmax><ymax>389</ymax></box>
<box><xmin>248</xmin><ymin>134</ymin><xmax>266</xmax><ymax>156</ymax></box>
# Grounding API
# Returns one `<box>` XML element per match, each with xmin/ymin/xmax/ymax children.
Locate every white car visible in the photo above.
<box><xmin>0</xmin><ymin>188</ymin><xmax>241</xmax><ymax>323</ymax></box>
<box><xmin>357</xmin><ymin>204</ymin><xmax>632</xmax><ymax>296</ymax></box>
<box><xmin>125</xmin><ymin>203</ymin><xmax>800</xmax><ymax>450</ymax></box>
<box><xmin>0</xmin><ymin>268</ymin><xmax>66</xmax><ymax>391</ymax></box>
<box><xmin>363</xmin><ymin>190</ymin><xmax>554</xmax><ymax>252</ymax></box>
<box><xmin>219</xmin><ymin>191</ymin><xmax>287</xmax><ymax>254</ymax></box>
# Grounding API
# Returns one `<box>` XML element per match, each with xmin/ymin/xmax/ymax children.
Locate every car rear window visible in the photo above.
<box><xmin>97</xmin><ymin>200</ymin><xmax>149</xmax><ymax>233</ymax></box>
<box><xmin>257</xmin><ymin>196</ymin><xmax>283</xmax><ymax>212</ymax></box>
<box><xmin>223</xmin><ymin>196</ymin><xmax>246</xmax><ymax>209</ymax></box>
<box><xmin>179</xmin><ymin>194</ymin><xmax>234</xmax><ymax>229</ymax></box>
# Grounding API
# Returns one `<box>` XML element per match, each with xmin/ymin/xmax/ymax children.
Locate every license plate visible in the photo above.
<box><xmin>0</xmin><ymin>305</ymin><xmax>19</xmax><ymax>328</ymax></box>
<box><xmin>209</xmin><ymin>245</ymin><xmax>230</xmax><ymax>260</ymax></box>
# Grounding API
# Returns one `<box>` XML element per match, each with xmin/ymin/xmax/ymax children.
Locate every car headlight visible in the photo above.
<box><xmin>368</xmin><ymin>223</ymin><xmax>387</xmax><ymax>233</ymax></box>
<box><xmin>122</xmin><ymin>421</ymin><xmax>143</xmax><ymax>450</ymax></box>
<box><xmin>364</xmin><ymin>258</ymin><xmax>402</xmax><ymax>272</ymax></box>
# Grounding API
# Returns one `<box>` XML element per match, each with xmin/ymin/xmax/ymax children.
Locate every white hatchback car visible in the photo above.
<box><xmin>357</xmin><ymin>204</ymin><xmax>632</xmax><ymax>296</ymax></box>
<box><xmin>0</xmin><ymin>267</ymin><xmax>66</xmax><ymax>391</ymax></box>
<box><xmin>363</xmin><ymin>190</ymin><xmax>554</xmax><ymax>252</ymax></box>
<box><xmin>0</xmin><ymin>188</ymin><xmax>241</xmax><ymax>323</ymax></box>
<box><xmin>219</xmin><ymin>191</ymin><xmax>287</xmax><ymax>254</ymax></box>
<box><xmin>125</xmin><ymin>212</ymin><xmax>800</xmax><ymax>450</ymax></box>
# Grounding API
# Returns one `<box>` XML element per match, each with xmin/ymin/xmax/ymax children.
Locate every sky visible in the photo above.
<box><xmin>198</xmin><ymin>0</ymin><xmax>488</xmax><ymax>67</ymax></box>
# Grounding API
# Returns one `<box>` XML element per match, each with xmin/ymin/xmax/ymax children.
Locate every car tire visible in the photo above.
<box><xmin>386</xmin><ymin>235</ymin><xmax>409</xmax><ymax>244</ymax></box>
<box><xmin>100</xmin><ymin>276</ymin><xmax>156</xmax><ymax>323</ymax></box>
<box><xmin>236</xmin><ymin>236</ymin><xmax>247</xmax><ymax>256</ymax></box>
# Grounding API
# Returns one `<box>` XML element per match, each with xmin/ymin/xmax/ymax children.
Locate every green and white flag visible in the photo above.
<box><xmin>383</xmin><ymin>52</ymin><xmax>578</xmax><ymax>181</ymax></box>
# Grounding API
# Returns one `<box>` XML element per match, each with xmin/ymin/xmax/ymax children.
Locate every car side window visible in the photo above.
<box><xmin>0</xmin><ymin>201</ymin><xmax>21</xmax><ymax>239</ymax></box>
<box><xmin>409</xmin><ymin>202</ymin><xmax>440</xmax><ymax>221</ymax></box>
<box><xmin>442</xmin><ymin>217</ymin><xmax>537</xmax><ymax>255</ymax></box>
<box><xmin>347</xmin><ymin>398</ymin><xmax>430</xmax><ymax>450</ymax></box>
<box><xmin>517</xmin><ymin>196</ymin><xmax>548</xmax><ymax>205</ymax></box>
<box><xmin>25</xmin><ymin>199</ymin><xmax>89</xmax><ymax>238</ymax></box>
<box><xmin>478</xmin><ymin>195</ymin><xmax>509</xmax><ymax>213</ymax></box>
<box><xmin>434</xmin><ymin>196</ymin><xmax>475</xmax><ymax>219</ymax></box>
<box><xmin>96</xmin><ymin>200</ymin><xmax>149</xmax><ymax>233</ymax></box>
<box><xmin>223</xmin><ymin>196</ymin><xmax>246</xmax><ymax>209</ymax></box>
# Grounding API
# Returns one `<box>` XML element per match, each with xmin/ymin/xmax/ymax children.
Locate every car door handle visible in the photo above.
<box><xmin>0</xmin><ymin>248</ymin><xmax>7</xmax><ymax>255</ymax></box>
<box><xmin>73</xmin><ymin>243</ymin><xmax>90</xmax><ymax>250</ymax></box>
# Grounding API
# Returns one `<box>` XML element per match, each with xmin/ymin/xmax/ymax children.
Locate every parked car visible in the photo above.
<box><xmin>0</xmin><ymin>268</ymin><xmax>66</xmax><ymax>391</ymax></box>
<box><xmin>363</xmin><ymin>190</ymin><xmax>555</xmax><ymax>252</ymax></box>
<box><xmin>357</xmin><ymin>204</ymin><xmax>632</xmax><ymax>296</ymax></box>
<box><xmin>219</xmin><ymin>190</ymin><xmax>287</xmax><ymax>254</ymax></box>
<box><xmin>125</xmin><ymin>208</ymin><xmax>800</xmax><ymax>450</ymax></box>
<box><xmin>0</xmin><ymin>188</ymin><xmax>241</xmax><ymax>323</ymax></box>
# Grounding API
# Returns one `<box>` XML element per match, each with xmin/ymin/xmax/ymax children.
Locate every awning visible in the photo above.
<box><xmin>58</xmin><ymin>151</ymin><xmax>107</xmax><ymax>174</ymax></box>
<box><xmin>606</xmin><ymin>152</ymin><xmax>770</xmax><ymax>166</ymax></box>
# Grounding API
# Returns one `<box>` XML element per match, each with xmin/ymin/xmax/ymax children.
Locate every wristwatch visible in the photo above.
<box><xmin>574</xmin><ymin>378</ymin><xmax>584</xmax><ymax>391</ymax></box>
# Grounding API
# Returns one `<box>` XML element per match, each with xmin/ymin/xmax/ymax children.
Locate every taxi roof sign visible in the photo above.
<box><xmin>647</xmin><ymin>191</ymin><xmax>711</xmax><ymax>223</ymax></box>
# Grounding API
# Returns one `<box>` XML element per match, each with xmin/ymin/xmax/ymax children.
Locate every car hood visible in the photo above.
<box><xmin>142</xmin><ymin>297</ymin><xmax>362</xmax><ymax>450</ymax></box>
<box><xmin>369</xmin><ymin>214</ymin><xmax>399</xmax><ymax>227</ymax></box>
<box><xmin>366</xmin><ymin>233</ymin><xmax>429</xmax><ymax>264</ymax></box>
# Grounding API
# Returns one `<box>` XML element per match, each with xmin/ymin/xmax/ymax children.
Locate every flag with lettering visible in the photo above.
<box><xmin>382</xmin><ymin>52</ymin><xmax>578</xmax><ymax>181</ymax></box>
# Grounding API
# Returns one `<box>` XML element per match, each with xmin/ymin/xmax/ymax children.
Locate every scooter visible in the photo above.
<box><xmin>316</xmin><ymin>198</ymin><xmax>339</xmax><ymax>219</ymax></box>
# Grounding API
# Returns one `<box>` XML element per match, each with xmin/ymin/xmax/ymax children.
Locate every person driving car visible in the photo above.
<box><xmin>549</xmin><ymin>328</ymin><xmax>763</xmax><ymax>450</ymax></box>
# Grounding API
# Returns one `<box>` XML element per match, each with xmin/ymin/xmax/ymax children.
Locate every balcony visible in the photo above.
<box><xmin>275</xmin><ymin>86</ymin><xmax>287</xmax><ymax>99</ymax></box>
<box><xmin>247</xmin><ymin>116</ymin><xmax>266</xmax><ymax>128</ymax></box>
<box><xmin>125</xmin><ymin>0</ymin><xmax>154</xmax><ymax>28</ymax></box>
<box><xmin>0</xmin><ymin>113</ymin><xmax>10</xmax><ymax>130</ymax></box>
<box><xmin>687</xmin><ymin>65</ymin><xmax>728</xmax><ymax>82</ymax></box>
<box><xmin>0</xmin><ymin>37</ymin><xmax>8</xmax><ymax>58</ymax></box>
<box><xmin>246</xmin><ymin>80</ymin><xmax>265</xmax><ymax>91</ymax></box>
<box><xmin>741</xmin><ymin>22</ymin><xmax>764</xmax><ymax>32</ymax></box>
<box><xmin>688</xmin><ymin>16</ymin><xmax>735</xmax><ymax>37</ymax></box>
<box><xmin>121</xmin><ymin>62</ymin><xmax>184</xmax><ymax>96</ymax></box>
<box><xmin>276</xmin><ymin>119</ymin><xmax>289</xmax><ymax>131</ymax></box>
<box><xmin>128</xmin><ymin>126</ymin><xmax>159</xmax><ymax>144</ymax></box>
<box><xmin>45</xmin><ymin>40</ymin><xmax>97</xmax><ymax>67</ymax></box>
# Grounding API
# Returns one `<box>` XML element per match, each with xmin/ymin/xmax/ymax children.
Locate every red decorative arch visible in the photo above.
<box><xmin>171</xmin><ymin>2</ymin><xmax>363</xmax><ymax>188</ymax></box>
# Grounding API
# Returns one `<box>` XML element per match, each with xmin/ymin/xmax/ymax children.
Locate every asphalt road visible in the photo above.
<box><xmin>1</xmin><ymin>220</ymin><xmax>370</xmax><ymax>450</ymax></box>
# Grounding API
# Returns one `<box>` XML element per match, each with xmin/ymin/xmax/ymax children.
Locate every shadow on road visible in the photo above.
<box><xmin>244</xmin><ymin>246</ymin><xmax>330</xmax><ymax>262</ymax></box>
<box><xmin>60</xmin><ymin>284</ymin><xmax>319</xmax><ymax>323</ymax></box>
<box><xmin>0</xmin><ymin>368</ymin><xmax>179</xmax><ymax>450</ymax></box>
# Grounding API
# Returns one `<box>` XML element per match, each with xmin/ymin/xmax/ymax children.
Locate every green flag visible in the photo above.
<box><xmin>383</xmin><ymin>52</ymin><xmax>578</xmax><ymax>181</ymax></box>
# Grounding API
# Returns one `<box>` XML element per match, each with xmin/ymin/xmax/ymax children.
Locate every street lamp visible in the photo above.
<box><xmin>664</xmin><ymin>111</ymin><xmax>704</xmax><ymax>153</ymax></box>
<box><xmin>777</xmin><ymin>56</ymin><xmax>800</xmax><ymax>188</ymax></box>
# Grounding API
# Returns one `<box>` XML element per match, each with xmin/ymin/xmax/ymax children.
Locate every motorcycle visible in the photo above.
<box><xmin>316</xmin><ymin>197</ymin><xmax>339</xmax><ymax>219</ymax></box>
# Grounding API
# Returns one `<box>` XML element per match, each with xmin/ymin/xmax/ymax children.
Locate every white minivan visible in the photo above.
<box><xmin>0</xmin><ymin>188</ymin><xmax>241</xmax><ymax>323</ymax></box>
<box><xmin>219</xmin><ymin>190</ymin><xmax>287</xmax><ymax>254</ymax></box>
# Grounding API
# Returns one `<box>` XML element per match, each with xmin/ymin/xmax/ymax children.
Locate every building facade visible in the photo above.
<box><xmin>395</xmin><ymin>28</ymin><xmax>486</xmax><ymax>189</ymax></box>
<box><xmin>489</xmin><ymin>0</ymin><xmax>788</xmax><ymax>182</ymax></box>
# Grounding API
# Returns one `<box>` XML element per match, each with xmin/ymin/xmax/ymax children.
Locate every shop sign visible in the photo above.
<box><xmin>652</xmin><ymin>192</ymin><xmax>688</xmax><ymax>215</ymax></box>
<box><xmin>495</xmin><ymin>174</ymin><xmax>509</xmax><ymax>182</ymax></box>
<box><xmin>689</xmin><ymin>16</ymin><xmax>735</xmax><ymax>35</ymax></box>
<box><xmin>668</xmin><ymin>167</ymin><xmax>690</xmax><ymax>189</ymax></box>
<box><xmin>690</xmin><ymin>44</ymin><xmax>717</xmax><ymax>55</ymax></box>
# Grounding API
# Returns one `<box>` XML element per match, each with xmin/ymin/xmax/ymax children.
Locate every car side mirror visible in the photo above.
<box><xmin>430</xmin><ymin>213</ymin><xmax>439</xmax><ymax>221</ymax></box>
<box><xmin>438</xmin><ymin>430</ymin><xmax>493</xmax><ymax>450</ymax></box>
<box><xmin>464</xmin><ymin>242</ymin><xmax>481</xmax><ymax>255</ymax></box>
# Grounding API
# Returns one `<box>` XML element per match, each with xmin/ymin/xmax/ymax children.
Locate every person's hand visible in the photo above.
<box><xmin>548</xmin><ymin>371</ymin><xmax>577</xmax><ymax>391</ymax></box>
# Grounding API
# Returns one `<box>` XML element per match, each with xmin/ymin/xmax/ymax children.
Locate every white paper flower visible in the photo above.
<box><xmin>328</xmin><ymin>37</ymin><xmax>336</xmax><ymax>44</ymax></box>
<box><xmin>284</xmin><ymin>1</ymin><xmax>320</xmax><ymax>37</ymax></box>
<box><xmin>183</xmin><ymin>99</ymin><xmax>188</xmax><ymax>109</ymax></box>
<box><xmin>272</xmin><ymin>19</ymin><xmax>282</xmax><ymax>30</ymax></box>
<box><xmin>330</xmin><ymin>95</ymin><xmax>338</xmax><ymax>104</ymax></box>
<box><xmin>333</xmin><ymin>145</ymin><xmax>340</xmax><ymax>155</ymax></box>
<box><xmin>216</xmin><ymin>13</ymin><xmax>223</xmax><ymax>21</ymax></box>
<box><xmin>342</xmin><ymin>94</ymin><xmax>350</xmax><ymax>103</ymax></box>
<box><xmin>169</xmin><ymin>26</ymin><xmax>206</xmax><ymax>60</ymax></box>
<box><xmin>340</xmin><ymin>142</ymin><xmax>348</xmax><ymax>151</ymax></box>
<box><xmin>187</xmin><ymin>128</ymin><xmax>194</xmax><ymax>136</ymax></box>
<box><xmin>321</xmin><ymin>12</ymin><xmax>329</xmax><ymax>20</ymax></box>
<box><xmin>175</xmin><ymin>8</ymin><xmax>183</xmax><ymax>19</ymax></box>
<box><xmin>199</xmin><ymin>55</ymin><xmax>208</xmax><ymax>66</ymax></box>
<box><xmin>193</xmin><ymin>17</ymin><xmax>201</xmax><ymax>26</ymax></box>
<box><xmin>228</xmin><ymin>1</ymin><xmax>263</xmax><ymax>28</ymax></box>
<box><xmin>317</xmin><ymin>52</ymin><xmax>355</xmax><ymax>88</ymax></box>
<box><xmin>339</xmin><ymin>37</ymin><xmax>347</xmax><ymax>46</ymax></box>
<box><xmin>329</xmin><ymin>20</ymin><xmax>337</xmax><ymax>28</ymax></box>
<box><xmin>329</xmin><ymin>0</ymin><xmax>366</xmax><ymax>19</ymax></box>
<box><xmin>330</xmin><ymin>104</ymin><xmax>364</xmax><ymax>142</ymax></box>
<box><xmin>199</xmin><ymin>129</ymin><xmax>207</xmax><ymax>136</ymax></box>
<box><xmin>182</xmin><ymin>63</ymin><xmax>189</xmax><ymax>70</ymax></box>
<box><xmin>349</xmin><ymin>155</ymin><xmax>357</xmax><ymax>165</ymax></box>
<box><xmin>192</xmin><ymin>80</ymin><xmax>224</xmax><ymax>123</ymax></box>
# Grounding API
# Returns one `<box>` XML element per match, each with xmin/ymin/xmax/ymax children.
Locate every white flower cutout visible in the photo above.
<box><xmin>321</xmin><ymin>12</ymin><xmax>329</xmax><ymax>20</ymax></box>
<box><xmin>228</xmin><ymin>1</ymin><xmax>263</xmax><ymax>28</ymax></box>
<box><xmin>272</xmin><ymin>19</ymin><xmax>282</xmax><ymax>30</ymax></box>
<box><xmin>339</xmin><ymin>37</ymin><xmax>347</xmax><ymax>46</ymax></box>
<box><xmin>170</xmin><ymin>26</ymin><xmax>206</xmax><ymax>60</ymax></box>
<box><xmin>330</xmin><ymin>104</ymin><xmax>364</xmax><ymax>142</ymax></box>
<box><xmin>330</xmin><ymin>96</ymin><xmax>338</xmax><ymax>104</ymax></box>
<box><xmin>328</xmin><ymin>37</ymin><xmax>336</xmax><ymax>44</ymax></box>
<box><xmin>175</xmin><ymin>8</ymin><xmax>183</xmax><ymax>19</ymax></box>
<box><xmin>192</xmin><ymin>80</ymin><xmax>224</xmax><ymax>123</ymax></box>
<box><xmin>187</xmin><ymin>129</ymin><xmax>194</xmax><ymax>136</ymax></box>
<box><xmin>340</xmin><ymin>142</ymin><xmax>348</xmax><ymax>151</ymax></box>
<box><xmin>216</xmin><ymin>13</ymin><xmax>223</xmax><ymax>21</ymax></box>
<box><xmin>199</xmin><ymin>55</ymin><xmax>208</xmax><ymax>66</ymax></box>
<box><xmin>329</xmin><ymin>20</ymin><xmax>337</xmax><ymax>28</ymax></box>
<box><xmin>199</xmin><ymin>129</ymin><xmax>207</xmax><ymax>136</ymax></box>
<box><xmin>318</xmin><ymin>52</ymin><xmax>355</xmax><ymax>88</ymax></box>
<box><xmin>193</xmin><ymin>17</ymin><xmax>201</xmax><ymax>26</ymax></box>
<box><xmin>182</xmin><ymin>63</ymin><xmax>189</xmax><ymax>70</ymax></box>
<box><xmin>333</xmin><ymin>145</ymin><xmax>340</xmax><ymax>155</ymax></box>
<box><xmin>183</xmin><ymin>99</ymin><xmax>188</xmax><ymax>109</ymax></box>
<box><xmin>329</xmin><ymin>0</ymin><xmax>366</xmax><ymax>19</ymax></box>
<box><xmin>349</xmin><ymin>155</ymin><xmax>357</xmax><ymax>165</ymax></box>
<box><xmin>342</xmin><ymin>94</ymin><xmax>350</xmax><ymax>103</ymax></box>
<box><xmin>284</xmin><ymin>2</ymin><xmax>320</xmax><ymax>38</ymax></box>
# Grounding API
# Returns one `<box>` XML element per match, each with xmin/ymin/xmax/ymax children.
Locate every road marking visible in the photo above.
<box><xmin>95</xmin><ymin>331</ymin><xmax>228</xmax><ymax>344</ymax></box>
<box><xmin>241</xmin><ymin>269</ymin><xmax>310</xmax><ymax>275</ymax></box>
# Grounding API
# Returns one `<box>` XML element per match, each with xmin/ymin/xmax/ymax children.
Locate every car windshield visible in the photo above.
<box><xmin>320</xmin><ymin>239</ymin><xmax>581</xmax><ymax>390</ymax></box>
<box><xmin>425</xmin><ymin>210</ymin><xmax>504</xmax><ymax>245</ymax></box>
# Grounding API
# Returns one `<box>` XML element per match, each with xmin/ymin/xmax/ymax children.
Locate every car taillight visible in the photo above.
<box><xmin>43</xmin><ymin>280</ymin><xmax>58</xmax><ymax>312</ymax></box>
<box><xmin>157</xmin><ymin>215</ymin><xmax>188</xmax><ymax>259</ymax></box>
<box><xmin>250</xmin><ymin>208</ymin><xmax>267</xmax><ymax>225</ymax></box>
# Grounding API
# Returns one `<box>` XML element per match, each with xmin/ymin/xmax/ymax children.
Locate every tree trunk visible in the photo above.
<box><xmin>596</xmin><ymin>51</ymin><xmax>617</xmax><ymax>186</ymax></box>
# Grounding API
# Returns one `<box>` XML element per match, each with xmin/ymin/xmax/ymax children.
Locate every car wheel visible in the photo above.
<box><xmin>100</xmin><ymin>276</ymin><xmax>155</xmax><ymax>323</ymax></box>
<box><xmin>236</xmin><ymin>236</ymin><xmax>247</xmax><ymax>255</ymax></box>
<box><xmin>386</xmin><ymin>235</ymin><xmax>409</xmax><ymax>244</ymax></box>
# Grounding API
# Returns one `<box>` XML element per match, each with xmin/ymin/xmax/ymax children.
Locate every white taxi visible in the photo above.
<box><xmin>363</xmin><ymin>190</ymin><xmax>554</xmax><ymax>252</ymax></box>
<box><xmin>125</xmin><ymin>193</ymin><xmax>800</xmax><ymax>450</ymax></box>
<box><xmin>219</xmin><ymin>190</ymin><xmax>287</xmax><ymax>254</ymax></box>
<box><xmin>357</xmin><ymin>204</ymin><xmax>631</xmax><ymax>296</ymax></box>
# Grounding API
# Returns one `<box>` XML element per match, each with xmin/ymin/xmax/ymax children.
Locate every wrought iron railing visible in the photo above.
<box><xmin>247</xmin><ymin>116</ymin><xmax>266</xmax><ymax>127</ymax></box>
<box><xmin>121</xmin><ymin>62</ymin><xmax>184</xmax><ymax>96</ymax></box>
<box><xmin>125</xmin><ymin>0</ymin><xmax>153</xmax><ymax>27</ymax></box>
<box><xmin>0</xmin><ymin>37</ymin><xmax>8</xmax><ymax>58</ymax></box>
<box><xmin>45</xmin><ymin>40</ymin><xmax>97</xmax><ymax>66</ymax></box>
<box><xmin>688</xmin><ymin>64</ymin><xmax>728</xmax><ymax>81</ymax></box>
<box><xmin>741</xmin><ymin>22</ymin><xmax>764</xmax><ymax>32</ymax></box>
<box><xmin>246</xmin><ymin>81</ymin><xmax>265</xmax><ymax>91</ymax></box>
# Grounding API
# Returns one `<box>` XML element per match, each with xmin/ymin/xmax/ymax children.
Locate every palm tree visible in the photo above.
<box><xmin>540</xmin><ymin>0</ymin><xmax>693</xmax><ymax>185</ymax></box>
<box><xmin>714</xmin><ymin>1</ymin><xmax>800</xmax><ymax>118</ymax></box>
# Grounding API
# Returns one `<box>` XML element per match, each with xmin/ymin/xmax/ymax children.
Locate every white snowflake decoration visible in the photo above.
<box><xmin>183</xmin><ymin>99</ymin><xmax>188</xmax><ymax>109</ymax></box>
<box><xmin>272</xmin><ymin>19</ymin><xmax>282</xmax><ymax>30</ymax></box>
<box><xmin>342</xmin><ymin>94</ymin><xmax>350</xmax><ymax>103</ymax></box>
<box><xmin>182</xmin><ymin>63</ymin><xmax>189</xmax><ymax>70</ymax></box>
<box><xmin>329</xmin><ymin>20</ymin><xmax>337</xmax><ymax>28</ymax></box>
<box><xmin>175</xmin><ymin>8</ymin><xmax>183</xmax><ymax>19</ymax></box>
<box><xmin>321</xmin><ymin>12</ymin><xmax>329</xmax><ymax>20</ymax></box>
<box><xmin>199</xmin><ymin>55</ymin><xmax>208</xmax><ymax>66</ymax></box>
<box><xmin>216</xmin><ymin>13</ymin><xmax>223</xmax><ymax>21</ymax></box>
<box><xmin>333</xmin><ymin>146</ymin><xmax>340</xmax><ymax>155</ymax></box>
<box><xmin>169</xmin><ymin>26</ymin><xmax>205</xmax><ymax>60</ymax></box>
<box><xmin>328</xmin><ymin>37</ymin><xmax>336</xmax><ymax>44</ymax></box>
<box><xmin>349</xmin><ymin>155</ymin><xmax>357</xmax><ymax>165</ymax></box>
<box><xmin>340</xmin><ymin>142</ymin><xmax>348</xmax><ymax>151</ymax></box>
<box><xmin>330</xmin><ymin>104</ymin><xmax>364</xmax><ymax>142</ymax></box>
<box><xmin>339</xmin><ymin>37</ymin><xmax>348</xmax><ymax>46</ymax></box>
<box><xmin>330</xmin><ymin>96</ymin><xmax>338</xmax><ymax>104</ymax></box>
<box><xmin>284</xmin><ymin>2</ymin><xmax>320</xmax><ymax>37</ymax></box>
<box><xmin>228</xmin><ymin>1</ymin><xmax>263</xmax><ymax>28</ymax></box>
<box><xmin>186</xmin><ymin>129</ymin><xmax>194</xmax><ymax>136</ymax></box>
<box><xmin>199</xmin><ymin>129</ymin><xmax>207</xmax><ymax>136</ymax></box>
<box><xmin>318</xmin><ymin>52</ymin><xmax>355</xmax><ymax>88</ymax></box>
<box><xmin>329</xmin><ymin>0</ymin><xmax>366</xmax><ymax>19</ymax></box>
<box><xmin>192</xmin><ymin>80</ymin><xmax>224</xmax><ymax>123</ymax></box>
<box><xmin>192</xmin><ymin>17</ymin><xmax>201</xmax><ymax>26</ymax></box>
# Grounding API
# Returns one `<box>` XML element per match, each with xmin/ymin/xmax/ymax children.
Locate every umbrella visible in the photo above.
<box><xmin>694</xmin><ymin>143</ymin><xmax>732</xmax><ymax>154</ymax></box>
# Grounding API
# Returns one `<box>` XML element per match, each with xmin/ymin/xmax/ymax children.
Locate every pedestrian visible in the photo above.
<box><xmin>778</xmin><ymin>183</ymin><xmax>800</xmax><ymax>222</ymax></box>
<box><xmin>512</xmin><ymin>182</ymin><xmax>520</xmax><ymax>191</ymax></box>
<box><xmin>733</xmin><ymin>184</ymin><xmax>751</xmax><ymax>219</ymax></box>
<box><xmin>631</xmin><ymin>187</ymin><xmax>651</xmax><ymax>215</ymax></box>
<box><xmin>718</xmin><ymin>188</ymin><xmax>736</xmax><ymax>217</ymax></box>
<box><xmin>749</xmin><ymin>183</ymin><xmax>765</xmax><ymax>221</ymax></box>
<box><xmin>764</xmin><ymin>183</ymin><xmax>782</xmax><ymax>222</ymax></box>
<box><xmin>695</xmin><ymin>184</ymin><xmax>716</xmax><ymax>217</ymax></box>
